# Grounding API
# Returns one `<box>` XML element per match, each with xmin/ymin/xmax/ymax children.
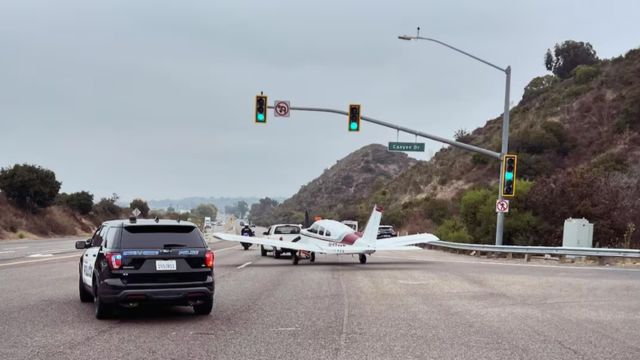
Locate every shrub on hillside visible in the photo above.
<box><xmin>57</xmin><ymin>191</ymin><xmax>94</xmax><ymax>215</ymax></box>
<box><xmin>436</xmin><ymin>218</ymin><xmax>472</xmax><ymax>243</ymax></box>
<box><xmin>574</xmin><ymin>65</ymin><xmax>600</xmax><ymax>84</ymax></box>
<box><xmin>523</xmin><ymin>75</ymin><xmax>558</xmax><ymax>101</ymax></box>
<box><xmin>0</xmin><ymin>164</ymin><xmax>61</xmax><ymax>212</ymax></box>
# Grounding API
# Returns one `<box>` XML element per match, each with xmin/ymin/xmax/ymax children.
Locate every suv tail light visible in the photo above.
<box><xmin>105</xmin><ymin>252</ymin><xmax>122</xmax><ymax>270</ymax></box>
<box><xmin>205</xmin><ymin>250</ymin><xmax>214</xmax><ymax>268</ymax></box>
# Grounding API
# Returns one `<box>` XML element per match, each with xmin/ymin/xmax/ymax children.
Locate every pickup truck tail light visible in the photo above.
<box><xmin>205</xmin><ymin>250</ymin><xmax>214</xmax><ymax>268</ymax></box>
<box><xmin>105</xmin><ymin>252</ymin><xmax>122</xmax><ymax>270</ymax></box>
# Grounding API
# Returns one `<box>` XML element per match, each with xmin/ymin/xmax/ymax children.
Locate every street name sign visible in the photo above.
<box><xmin>274</xmin><ymin>100</ymin><xmax>290</xmax><ymax>117</ymax></box>
<box><xmin>388</xmin><ymin>142</ymin><xmax>425</xmax><ymax>152</ymax></box>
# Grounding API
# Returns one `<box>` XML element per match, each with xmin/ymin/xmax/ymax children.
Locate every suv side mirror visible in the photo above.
<box><xmin>75</xmin><ymin>240</ymin><xmax>88</xmax><ymax>249</ymax></box>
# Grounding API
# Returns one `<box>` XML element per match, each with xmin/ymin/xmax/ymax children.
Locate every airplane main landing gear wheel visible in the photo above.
<box><xmin>310</xmin><ymin>252</ymin><xmax>316</xmax><ymax>263</ymax></box>
<box><xmin>359</xmin><ymin>254</ymin><xmax>367</xmax><ymax>264</ymax></box>
<box><xmin>260</xmin><ymin>245</ymin><xmax>267</xmax><ymax>257</ymax></box>
<box><xmin>292</xmin><ymin>252</ymin><xmax>299</xmax><ymax>265</ymax></box>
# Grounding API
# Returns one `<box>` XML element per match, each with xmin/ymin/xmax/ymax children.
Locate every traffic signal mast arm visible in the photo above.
<box><xmin>266</xmin><ymin>104</ymin><xmax>501</xmax><ymax>159</ymax></box>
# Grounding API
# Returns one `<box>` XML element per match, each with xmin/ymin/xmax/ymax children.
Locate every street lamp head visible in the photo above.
<box><xmin>397</xmin><ymin>35</ymin><xmax>413</xmax><ymax>41</ymax></box>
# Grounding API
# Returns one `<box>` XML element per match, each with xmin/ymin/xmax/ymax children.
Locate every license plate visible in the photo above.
<box><xmin>156</xmin><ymin>260</ymin><xmax>177</xmax><ymax>271</ymax></box>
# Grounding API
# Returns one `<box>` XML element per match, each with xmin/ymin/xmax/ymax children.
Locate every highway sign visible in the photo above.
<box><xmin>274</xmin><ymin>100</ymin><xmax>290</xmax><ymax>117</ymax></box>
<box><xmin>496</xmin><ymin>199</ymin><xmax>509</xmax><ymax>213</ymax></box>
<box><xmin>132</xmin><ymin>208</ymin><xmax>141</xmax><ymax>217</ymax></box>
<box><xmin>388</xmin><ymin>142</ymin><xmax>425</xmax><ymax>152</ymax></box>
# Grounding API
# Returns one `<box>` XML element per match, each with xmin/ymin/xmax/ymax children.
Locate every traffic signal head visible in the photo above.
<box><xmin>255</xmin><ymin>95</ymin><xmax>267</xmax><ymax>123</ymax></box>
<box><xmin>348</xmin><ymin>104</ymin><xmax>361</xmax><ymax>132</ymax></box>
<box><xmin>501</xmin><ymin>154</ymin><xmax>517</xmax><ymax>197</ymax></box>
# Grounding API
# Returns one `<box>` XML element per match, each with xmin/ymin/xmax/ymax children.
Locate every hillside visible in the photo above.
<box><xmin>366</xmin><ymin>47</ymin><xmax>640</xmax><ymax>246</ymax></box>
<box><xmin>270</xmin><ymin>144</ymin><xmax>419</xmax><ymax>223</ymax></box>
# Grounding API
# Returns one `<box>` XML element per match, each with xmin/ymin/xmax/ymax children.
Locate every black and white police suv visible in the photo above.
<box><xmin>76</xmin><ymin>218</ymin><xmax>215</xmax><ymax>319</ymax></box>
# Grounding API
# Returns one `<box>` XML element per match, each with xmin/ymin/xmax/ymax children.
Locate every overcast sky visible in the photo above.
<box><xmin>1</xmin><ymin>0</ymin><xmax>639</xmax><ymax>202</ymax></box>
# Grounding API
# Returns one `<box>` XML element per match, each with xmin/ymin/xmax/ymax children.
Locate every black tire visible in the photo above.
<box><xmin>193</xmin><ymin>299</ymin><xmax>213</xmax><ymax>315</ymax></box>
<box><xmin>274</xmin><ymin>249</ymin><xmax>281</xmax><ymax>259</ymax></box>
<box><xmin>359</xmin><ymin>254</ymin><xmax>367</xmax><ymax>264</ymax></box>
<box><xmin>260</xmin><ymin>245</ymin><xmax>267</xmax><ymax>257</ymax></box>
<box><xmin>79</xmin><ymin>276</ymin><xmax>93</xmax><ymax>303</ymax></box>
<box><xmin>242</xmin><ymin>243</ymin><xmax>250</xmax><ymax>250</ymax></box>
<box><xmin>292</xmin><ymin>252</ymin><xmax>299</xmax><ymax>265</ymax></box>
<box><xmin>93</xmin><ymin>277</ymin><xmax>113</xmax><ymax>320</ymax></box>
<box><xmin>310</xmin><ymin>252</ymin><xmax>316</xmax><ymax>263</ymax></box>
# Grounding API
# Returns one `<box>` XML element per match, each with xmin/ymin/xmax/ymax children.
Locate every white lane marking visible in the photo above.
<box><xmin>28</xmin><ymin>253</ymin><xmax>53</xmax><ymax>258</ymax></box>
<box><xmin>271</xmin><ymin>328</ymin><xmax>298</xmax><ymax>331</ymax></box>
<box><xmin>237</xmin><ymin>261</ymin><xmax>252</xmax><ymax>269</ymax></box>
<box><xmin>0</xmin><ymin>253</ymin><xmax>79</xmax><ymax>267</ymax></box>
<box><xmin>0</xmin><ymin>251</ymin><xmax>16</xmax><ymax>255</ymax></box>
<box><xmin>0</xmin><ymin>246</ymin><xmax>28</xmax><ymax>251</ymax></box>
<box><xmin>398</xmin><ymin>280</ymin><xmax>433</xmax><ymax>285</ymax></box>
<box><xmin>376</xmin><ymin>254</ymin><xmax>640</xmax><ymax>273</ymax></box>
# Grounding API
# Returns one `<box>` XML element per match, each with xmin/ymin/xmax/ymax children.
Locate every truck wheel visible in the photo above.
<box><xmin>260</xmin><ymin>245</ymin><xmax>267</xmax><ymax>256</ymax></box>
<box><xmin>193</xmin><ymin>299</ymin><xmax>213</xmax><ymax>315</ymax></box>
<box><xmin>292</xmin><ymin>252</ymin><xmax>299</xmax><ymax>265</ymax></box>
<box><xmin>359</xmin><ymin>254</ymin><xmax>367</xmax><ymax>264</ymax></box>
<box><xmin>274</xmin><ymin>249</ymin><xmax>281</xmax><ymax>259</ymax></box>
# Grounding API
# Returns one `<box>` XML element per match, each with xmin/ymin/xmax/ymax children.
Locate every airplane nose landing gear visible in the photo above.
<box><xmin>359</xmin><ymin>254</ymin><xmax>367</xmax><ymax>264</ymax></box>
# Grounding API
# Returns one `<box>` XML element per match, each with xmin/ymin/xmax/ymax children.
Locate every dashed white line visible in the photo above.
<box><xmin>237</xmin><ymin>262</ymin><xmax>252</xmax><ymax>269</ymax></box>
<box><xmin>0</xmin><ymin>254</ymin><xmax>79</xmax><ymax>267</ymax></box>
<box><xmin>0</xmin><ymin>251</ymin><xmax>16</xmax><ymax>255</ymax></box>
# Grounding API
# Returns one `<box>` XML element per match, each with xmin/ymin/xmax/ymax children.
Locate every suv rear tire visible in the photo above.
<box><xmin>193</xmin><ymin>299</ymin><xmax>213</xmax><ymax>315</ymax></box>
<box><xmin>93</xmin><ymin>276</ymin><xmax>113</xmax><ymax>319</ymax></box>
<box><xmin>79</xmin><ymin>276</ymin><xmax>93</xmax><ymax>303</ymax></box>
<box><xmin>260</xmin><ymin>245</ymin><xmax>267</xmax><ymax>256</ymax></box>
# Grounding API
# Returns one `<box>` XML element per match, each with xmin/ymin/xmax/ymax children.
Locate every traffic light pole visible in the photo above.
<box><xmin>398</xmin><ymin>31</ymin><xmax>511</xmax><ymax>246</ymax></box>
<box><xmin>267</xmin><ymin>105</ymin><xmax>501</xmax><ymax>159</ymax></box>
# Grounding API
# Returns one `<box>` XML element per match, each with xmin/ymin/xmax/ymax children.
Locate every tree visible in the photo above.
<box><xmin>93</xmin><ymin>194</ymin><xmax>122</xmax><ymax>221</ymax></box>
<box><xmin>0</xmin><ymin>164</ymin><xmax>61</xmax><ymax>212</ymax></box>
<box><xmin>129</xmin><ymin>198</ymin><xmax>150</xmax><ymax>218</ymax></box>
<box><xmin>58</xmin><ymin>191</ymin><xmax>94</xmax><ymax>215</ymax></box>
<box><xmin>249</xmin><ymin>197</ymin><xmax>279</xmax><ymax>226</ymax></box>
<box><xmin>545</xmin><ymin>40</ymin><xmax>598</xmax><ymax>79</ymax></box>
<box><xmin>191</xmin><ymin>203</ymin><xmax>218</xmax><ymax>220</ymax></box>
<box><xmin>236</xmin><ymin>201</ymin><xmax>249</xmax><ymax>219</ymax></box>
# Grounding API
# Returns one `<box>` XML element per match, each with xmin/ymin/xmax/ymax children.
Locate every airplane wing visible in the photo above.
<box><xmin>375</xmin><ymin>233</ymin><xmax>439</xmax><ymax>250</ymax></box>
<box><xmin>212</xmin><ymin>232</ymin><xmax>324</xmax><ymax>252</ymax></box>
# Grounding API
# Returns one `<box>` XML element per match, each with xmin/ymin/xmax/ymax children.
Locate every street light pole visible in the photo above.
<box><xmin>398</xmin><ymin>30</ymin><xmax>511</xmax><ymax>245</ymax></box>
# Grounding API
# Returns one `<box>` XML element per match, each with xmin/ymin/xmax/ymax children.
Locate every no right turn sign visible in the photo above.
<box><xmin>496</xmin><ymin>199</ymin><xmax>510</xmax><ymax>213</ymax></box>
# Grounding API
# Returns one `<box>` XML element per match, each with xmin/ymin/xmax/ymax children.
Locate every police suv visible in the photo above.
<box><xmin>76</xmin><ymin>218</ymin><xmax>215</xmax><ymax>319</ymax></box>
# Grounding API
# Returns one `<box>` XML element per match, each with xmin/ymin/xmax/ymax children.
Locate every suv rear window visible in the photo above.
<box><xmin>121</xmin><ymin>225</ymin><xmax>205</xmax><ymax>249</ymax></box>
<box><xmin>274</xmin><ymin>226</ymin><xmax>300</xmax><ymax>234</ymax></box>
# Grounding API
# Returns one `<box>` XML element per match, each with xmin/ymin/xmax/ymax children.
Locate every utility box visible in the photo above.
<box><xmin>562</xmin><ymin>218</ymin><xmax>594</xmax><ymax>248</ymax></box>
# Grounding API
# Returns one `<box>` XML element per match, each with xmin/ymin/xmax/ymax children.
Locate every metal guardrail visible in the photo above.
<box><xmin>427</xmin><ymin>240</ymin><xmax>640</xmax><ymax>258</ymax></box>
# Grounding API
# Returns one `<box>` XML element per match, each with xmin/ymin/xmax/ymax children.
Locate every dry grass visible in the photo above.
<box><xmin>0</xmin><ymin>193</ymin><xmax>94</xmax><ymax>240</ymax></box>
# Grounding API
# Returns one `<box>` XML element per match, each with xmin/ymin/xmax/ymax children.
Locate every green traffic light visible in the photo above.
<box><xmin>349</xmin><ymin>122</ymin><xmax>358</xmax><ymax>130</ymax></box>
<box><xmin>257</xmin><ymin>113</ymin><xmax>265</xmax><ymax>122</ymax></box>
<box><xmin>505</xmin><ymin>172</ymin><xmax>514</xmax><ymax>181</ymax></box>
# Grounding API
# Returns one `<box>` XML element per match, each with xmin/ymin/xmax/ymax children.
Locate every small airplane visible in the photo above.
<box><xmin>213</xmin><ymin>205</ymin><xmax>439</xmax><ymax>265</ymax></box>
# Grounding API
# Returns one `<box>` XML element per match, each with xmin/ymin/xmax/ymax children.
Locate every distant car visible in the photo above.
<box><xmin>377</xmin><ymin>225</ymin><xmax>397</xmax><ymax>239</ymax></box>
<box><xmin>76</xmin><ymin>218</ymin><xmax>215</xmax><ymax>319</ymax></box>
<box><xmin>261</xmin><ymin>224</ymin><xmax>302</xmax><ymax>258</ymax></box>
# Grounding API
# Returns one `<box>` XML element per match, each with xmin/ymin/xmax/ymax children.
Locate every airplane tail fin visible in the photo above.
<box><xmin>354</xmin><ymin>205</ymin><xmax>383</xmax><ymax>248</ymax></box>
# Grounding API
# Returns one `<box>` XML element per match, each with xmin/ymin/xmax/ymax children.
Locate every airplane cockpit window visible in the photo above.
<box><xmin>318</xmin><ymin>227</ymin><xmax>325</xmax><ymax>236</ymax></box>
<box><xmin>307</xmin><ymin>224</ymin><xmax>318</xmax><ymax>234</ymax></box>
<box><xmin>325</xmin><ymin>230</ymin><xmax>331</xmax><ymax>237</ymax></box>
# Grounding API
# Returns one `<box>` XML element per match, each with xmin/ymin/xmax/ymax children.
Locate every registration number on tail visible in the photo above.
<box><xmin>156</xmin><ymin>260</ymin><xmax>177</xmax><ymax>271</ymax></box>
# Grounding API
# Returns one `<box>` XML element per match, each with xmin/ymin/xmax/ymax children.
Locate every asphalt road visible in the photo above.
<box><xmin>1</xmin><ymin>238</ymin><xmax>640</xmax><ymax>360</ymax></box>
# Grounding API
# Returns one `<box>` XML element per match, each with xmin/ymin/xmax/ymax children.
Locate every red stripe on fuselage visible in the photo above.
<box><xmin>340</xmin><ymin>232</ymin><xmax>361</xmax><ymax>245</ymax></box>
